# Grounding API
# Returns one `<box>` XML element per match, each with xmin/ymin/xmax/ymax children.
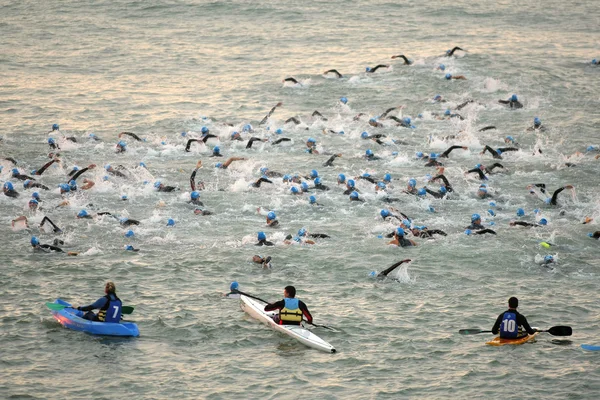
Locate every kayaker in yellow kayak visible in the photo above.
<box><xmin>74</xmin><ymin>282</ymin><xmax>122</xmax><ymax>322</ymax></box>
<box><xmin>264</xmin><ymin>286</ymin><xmax>312</xmax><ymax>326</ymax></box>
<box><xmin>491</xmin><ymin>297</ymin><xmax>537</xmax><ymax>339</ymax></box>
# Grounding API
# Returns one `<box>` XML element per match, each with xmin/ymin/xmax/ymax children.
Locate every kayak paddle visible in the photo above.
<box><xmin>459</xmin><ymin>325</ymin><xmax>572</xmax><ymax>336</ymax></box>
<box><xmin>304</xmin><ymin>320</ymin><xmax>339</xmax><ymax>333</ymax></box>
<box><xmin>46</xmin><ymin>302</ymin><xmax>134</xmax><ymax>315</ymax></box>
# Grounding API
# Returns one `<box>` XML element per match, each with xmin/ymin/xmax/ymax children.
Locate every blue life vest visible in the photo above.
<box><xmin>500</xmin><ymin>311</ymin><xmax>518</xmax><ymax>338</ymax></box>
<box><xmin>280</xmin><ymin>298</ymin><xmax>303</xmax><ymax>324</ymax></box>
<box><xmin>98</xmin><ymin>294</ymin><xmax>122</xmax><ymax>323</ymax></box>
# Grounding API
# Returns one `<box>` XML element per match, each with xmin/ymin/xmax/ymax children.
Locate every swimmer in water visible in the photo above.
<box><xmin>465</xmin><ymin>213</ymin><xmax>496</xmax><ymax>235</ymax></box>
<box><xmin>313</xmin><ymin>177</ymin><xmax>330</xmax><ymax>191</ymax></box>
<box><xmin>480</xmin><ymin>145</ymin><xmax>519</xmax><ymax>160</ymax></box>
<box><xmin>445</xmin><ymin>73</ymin><xmax>467</xmax><ymax>80</ymax></box>
<box><xmin>259</xmin><ymin>167</ymin><xmax>283</xmax><ymax>178</ymax></box>
<box><xmin>265</xmin><ymin>211</ymin><xmax>279</xmax><ymax>227</ymax></box>
<box><xmin>323</xmin><ymin>154</ymin><xmax>342</xmax><ymax>167</ymax></box>
<box><xmin>115</xmin><ymin>140</ymin><xmax>127</xmax><ymax>153</ymax></box>
<box><xmin>259</xmin><ymin>102</ymin><xmax>283</xmax><ymax>125</ymax></box>
<box><xmin>388</xmin><ymin>227</ymin><xmax>417</xmax><ymax>247</ymax></box>
<box><xmin>154</xmin><ymin>180</ymin><xmax>178</xmax><ymax>192</ymax></box>
<box><xmin>118</xmin><ymin>132</ymin><xmax>143</xmax><ymax>142</ymax></box>
<box><xmin>311</xmin><ymin>110</ymin><xmax>327</xmax><ymax>120</ymax></box>
<box><xmin>246</xmin><ymin>137</ymin><xmax>268</xmax><ymax>149</ymax></box>
<box><xmin>104</xmin><ymin>164</ymin><xmax>128</xmax><ymax>178</ymax></box>
<box><xmin>30</xmin><ymin>236</ymin><xmax>77</xmax><ymax>255</ymax></box>
<box><xmin>283</xmin><ymin>77</ymin><xmax>300</xmax><ymax>85</ymax></box>
<box><xmin>23</xmin><ymin>179</ymin><xmax>49</xmax><ymax>191</ymax></box>
<box><xmin>364</xmin><ymin>149</ymin><xmax>381</xmax><ymax>161</ymax></box>
<box><xmin>366</xmin><ymin>65</ymin><xmax>389</xmax><ymax>73</ymax></box>
<box><xmin>252</xmin><ymin>255</ymin><xmax>272</xmax><ymax>269</ymax></box>
<box><xmin>357</xmin><ymin>173</ymin><xmax>377</xmax><ymax>184</ymax></box>
<box><xmin>190</xmin><ymin>161</ymin><xmax>205</xmax><ymax>191</ymax></box>
<box><xmin>210</xmin><ymin>146</ymin><xmax>223</xmax><ymax>157</ymax></box>
<box><xmin>305</xmin><ymin>137</ymin><xmax>319</xmax><ymax>154</ymax></box>
<box><xmin>11</xmin><ymin>168</ymin><xmax>35</xmax><ymax>181</ymax></box>
<box><xmin>323</xmin><ymin>69</ymin><xmax>343</xmax><ymax>78</ymax></box>
<box><xmin>343</xmin><ymin>179</ymin><xmax>358</xmax><ymax>195</ymax></box>
<box><xmin>32</xmin><ymin>158</ymin><xmax>60</xmax><ymax>176</ymax></box>
<box><xmin>256</xmin><ymin>232</ymin><xmax>275</xmax><ymax>246</ymax></box>
<box><xmin>498</xmin><ymin>94</ymin><xmax>523</xmax><ymax>109</ymax></box>
<box><xmin>445</xmin><ymin>46</ymin><xmax>466</xmax><ymax>56</ymax></box>
<box><xmin>390</xmin><ymin>54</ymin><xmax>413</xmax><ymax>65</ymax></box>
<box><xmin>424</xmin><ymin>185</ymin><xmax>448</xmax><ymax>199</ymax></box>
<box><xmin>526</xmin><ymin>117</ymin><xmax>546</xmax><ymax>132</ymax></box>
<box><xmin>188</xmin><ymin>191</ymin><xmax>204</xmax><ymax>206</ymax></box>
<box><xmin>438</xmin><ymin>146</ymin><xmax>469</xmax><ymax>159</ymax></box>
<box><xmin>370</xmin><ymin>259</ymin><xmax>412</xmax><ymax>280</ymax></box>
<box><xmin>3</xmin><ymin>182</ymin><xmax>19</xmax><ymax>198</ymax></box>
<box><xmin>40</xmin><ymin>216</ymin><xmax>63</xmax><ymax>233</ymax></box>
<box><xmin>410</xmin><ymin>226</ymin><xmax>447</xmax><ymax>238</ymax></box>
<box><xmin>509</xmin><ymin>220</ymin><xmax>545</xmax><ymax>228</ymax></box>
<box><xmin>215</xmin><ymin>157</ymin><xmax>247</xmax><ymax>169</ymax></box>
<box><xmin>250</xmin><ymin>176</ymin><xmax>274</xmax><ymax>188</ymax></box>
<box><xmin>349</xmin><ymin>191</ymin><xmax>364</xmax><ymax>202</ymax></box>
<box><xmin>361</xmin><ymin>131</ymin><xmax>387</xmax><ymax>146</ymax></box>
<box><xmin>527</xmin><ymin>184</ymin><xmax>574</xmax><ymax>206</ymax></box>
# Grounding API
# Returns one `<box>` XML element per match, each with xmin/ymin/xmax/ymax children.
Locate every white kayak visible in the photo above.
<box><xmin>240</xmin><ymin>295</ymin><xmax>336</xmax><ymax>353</ymax></box>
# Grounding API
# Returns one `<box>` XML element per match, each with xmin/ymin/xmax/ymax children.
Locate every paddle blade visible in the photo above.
<box><xmin>45</xmin><ymin>302</ymin><xmax>68</xmax><ymax>311</ymax></box>
<box><xmin>547</xmin><ymin>326</ymin><xmax>572</xmax><ymax>336</ymax></box>
<box><xmin>459</xmin><ymin>329</ymin><xmax>487</xmax><ymax>335</ymax></box>
<box><xmin>581</xmin><ymin>344</ymin><xmax>600</xmax><ymax>351</ymax></box>
<box><xmin>122</xmin><ymin>306</ymin><xmax>134</xmax><ymax>315</ymax></box>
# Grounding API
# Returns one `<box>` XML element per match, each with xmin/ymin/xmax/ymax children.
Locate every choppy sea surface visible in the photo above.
<box><xmin>1</xmin><ymin>0</ymin><xmax>600</xmax><ymax>398</ymax></box>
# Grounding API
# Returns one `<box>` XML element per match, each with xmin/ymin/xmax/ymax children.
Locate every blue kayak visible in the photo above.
<box><xmin>581</xmin><ymin>344</ymin><xmax>600</xmax><ymax>351</ymax></box>
<box><xmin>49</xmin><ymin>299</ymin><xmax>139</xmax><ymax>337</ymax></box>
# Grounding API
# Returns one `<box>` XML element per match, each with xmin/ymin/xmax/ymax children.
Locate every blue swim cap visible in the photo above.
<box><xmin>230</xmin><ymin>281</ymin><xmax>239</xmax><ymax>291</ymax></box>
<box><xmin>440</xmin><ymin>186</ymin><xmax>447</xmax><ymax>194</ymax></box>
<box><xmin>362</xmin><ymin>173</ymin><xmax>371</xmax><ymax>178</ymax></box>
<box><xmin>125</xmin><ymin>230</ymin><xmax>134</xmax><ymax>238</ymax></box>
<box><xmin>380</xmin><ymin>209</ymin><xmax>390</xmax><ymax>218</ymax></box>
<box><xmin>120</xmin><ymin>217</ymin><xmax>129</xmax><ymax>224</ymax></box>
<box><xmin>430</xmin><ymin>153</ymin><xmax>438</xmax><ymax>159</ymax></box>
<box><xmin>31</xmin><ymin>236</ymin><xmax>40</xmax><ymax>246</ymax></box>
<box><xmin>201</xmin><ymin>126</ymin><xmax>209</xmax><ymax>134</ymax></box>
<box><xmin>298</xmin><ymin>228</ymin><xmax>307</xmax><ymax>237</ymax></box>
<box><xmin>587</xmin><ymin>145</ymin><xmax>596</xmax><ymax>152</ymax></box>
<box><xmin>392</xmin><ymin>151</ymin><xmax>398</xmax><ymax>156</ymax></box>
<box><xmin>383</xmin><ymin>173</ymin><xmax>391</xmax><ymax>182</ymax></box>
<box><xmin>191</xmin><ymin>191</ymin><xmax>200</xmax><ymax>200</ymax></box>
<box><xmin>350</xmin><ymin>191</ymin><xmax>359</xmax><ymax>199</ymax></box>
<box><xmin>478</xmin><ymin>187</ymin><xmax>487</xmax><ymax>193</ymax></box>
<box><xmin>311</xmin><ymin>169</ymin><xmax>318</xmax><ymax>178</ymax></box>
<box><xmin>489</xmin><ymin>201</ymin><xmax>496</xmax><ymax>207</ymax></box>
<box><xmin>77</xmin><ymin>209</ymin><xmax>88</xmax><ymax>218</ymax></box>
<box><xmin>417</xmin><ymin>188</ymin><xmax>426</xmax><ymax>196</ymax></box>
<box><xmin>539</xmin><ymin>218</ymin><xmax>548</xmax><ymax>225</ymax></box>
<box><xmin>488</xmin><ymin>209</ymin><xmax>496</xmax><ymax>216</ymax></box>
<box><xmin>475</xmin><ymin>163</ymin><xmax>482</xmax><ymax>169</ymax></box>
<box><xmin>282</xmin><ymin>174</ymin><xmax>291</xmax><ymax>182</ymax></box>
<box><xmin>338</xmin><ymin>173</ymin><xmax>346</xmax><ymax>183</ymax></box>
<box><xmin>378</xmin><ymin>182</ymin><xmax>386</xmax><ymax>189</ymax></box>
<box><xmin>444</xmin><ymin>109</ymin><xmax>451</xmax><ymax>116</ymax></box>
<box><xmin>181</xmin><ymin>131</ymin><xmax>187</xmax><ymax>137</ymax></box>
<box><xmin>103</xmin><ymin>175</ymin><xmax>109</xmax><ymax>181</ymax></box>
<box><xmin>154</xmin><ymin>181</ymin><xmax>161</xmax><ymax>188</ymax></box>
<box><xmin>69</xmin><ymin>179</ymin><xmax>76</xmax><ymax>187</ymax></box>
<box><xmin>516</xmin><ymin>208</ymin><xmax>525</xmax><ymax>217</ymax></box>
<box><xmin>59</xmin><ymin>183</ymin><xmax>70</xmax><ymax>192</ymax></box>
<box><xmin>48</xmin><ymin>138</ymin><xmax>55</xmax><ymax>144</ymax></box>
<box><xmin>118</xmin><ymin>140</ymin><xmax>126</xmax><ymax>148</ymax></box>
<box><xmin>416</xmin><ymin>152</ymin><xmax>424</xmax><ymax>158</ymax></box>
<box><xmin>369</xmin><ymin>118</ymin><xmax>376</xmax><ymax>123</ymax></box>
<box><xmin>104</xmin><ymin>164</ymin><xmax>112</xmax><ymax>171</ymax></box>
<box><xmin>275</xmin><ymin>128</ymin><xmax>283</xmax><ymax>134</ymax></box>
<box><xmin>215</xmin><ymin>162</ymin><xmax>223</xmax><ymax>168</ymax></box>
<box><xmin>408</xmin><ymin>178</ymin><xmax>417</xmax><ymax>187</ymax></box>
<box><xmin>366</xmin><ymin>149</ymin><xmax>373</xmax><ymax>156</ymax></box>
<box><xmin>401</xmin><ymin>219</ymin><xmax>410</xmax><ymax>227</ymax></box>
<box><xmin>338</xmin><ymin>130</ymin><xmax>345</xmax><ymax>135</ymax></box>
<box><xmin>593</xmin><ymin>59</ymin><xmax>598</xmax><ymax>65</ymax></box>
<box><xmin>471</xmin><ymin>213</ymin><xmax>481</xmax><ymax>222</ymax></box>
<box><xmin>307</xmin><ymin>137</ymin><xmax>316</xmax><ymax>144</ymax></box>
<box><xmin>301</xmin><ymin>182</ymin><xmax>309</xmax><ymax>191</ymax></box>
<box><xmin>167</xmin><ymin>218</ymin><xmax>175</xmax><ymax>226</ymax></box>
<box><xmin>260</xmin><ymin>167</ymin><xmax>268</xmax><ymax>175</ymax></box>
<box><xmin>314</xmin><ymin>177</ymin><xmax>321</xmax><ymax>185</ymax></box>
<box><xmin>291</xmin><ymin>186</ymin><xmax>299</xmax><ymax>194</ymax></box>
<box><xmin>434</xmin><ymin>94</ymin><xmax>442</xmax><ymax>100</ymax></box>
<box><xmin>121</xmin><ymin>194</ymin><xmax>128</xmax><ymax>200</ymax></box>
<box><xmin>418</xmin><ymin>114</ymin><xmax>423</xmax><ymax>118</ymax></box>
<box><xmin>52</xmin><ymin>124</ymin><xmax>59</xmax><ymax>131</ymax></box>
<box><xmin>464</xmin><ymin>229</ymin><xmax>472</xmax><ymax>235</ymax></box>
<box><xmin>257</xmin><ymin>231</ymin><xmax>266</xmax><ymax>241</ymax></box>
<box><xmin>32</xmin><ymin>192</ymin><xmax>40</xmax><ymax>200</ymax></box>
<box><xmin>403</xmin><ymin>117</ymin><xmax>411</xmax><ymax>125</ymax></box>
<box><xmin>347</xmin><ymin>179</ymin><xmax>355</xmax><ymax>188</ymax></box>
<box><xmin>71</xmin><ymin>166</ymin><xmax>79</xmax><ymax>172</ymax></box>
<box><xmin>496</xmin><ymin>149</ymin><xmax>503</xmax><ymax>155</ymax></box>
<box><xmin>340</xmin><ymin>97</ymin><xmax>348</xmax><ymax>104</ymax></box>
<box><xmin>511</xmin><ymin>94</ymin><xmax>518</xmax><ymax>102</ymax></box>
<box><xmin>361</xmin><ymin>131</ymin><xmax>369</xmax><ymax>139</ymax></box>
<box><xmin>369</xmin><ymin>271</ymin><xmax>377</xmax><ymax>278</ymax></box>
<box><xmin>544</xmin><ymin>255</ymin><xmax>554</xmax><ymax>262</ymax></box>
<box><xmin>11</xmin><ymin>168</ymin><xmax>19</xmax><ymax>176</ymax></box>
<box><xmin>23</xmin><ymin>179</ymin><xmax>31</xmax><ymax>188</ymax></box>
<box><xmin>445</xmin><ymin>73</ymin><xmax>452</xmax><ymax>80</ymax></box>
<box><xmin>309</xmin><ymin>195</ymin><xmax>316</xmax><ymax>204</ymax></box>
<box><xmin>89</xmin><ymin>133</ymin><xmax>97</xmax><ymax>138</ymax></box>
<box><xmin>125</xmin><ymin>245</ymin><xmax>135</xmax><ymax>251</ymax></box>
<box><xmin>544</xmin><ymin>198</ymin><xmax>551</xmax><ymax>204</ymax></box>
<box><xmin>231</xmin><ymin>131</ymin><xmax>239</xmax><ymax>138</ymax></box>
<box><xmin>366</xmin><ymin>67</ymin><xmax>371</xmax><ymax>72</ymax></box>
<box><xmin>213</xmin><ymin>146</ymin><xmax>220</xmax><ymax>154</ymax></box>
<box><xmin>267</xmin><ymin>211</ymin><xmax>276</xmax><ymax>220</ymax></box>
<box><xmin>533</xmin><ymin>208</ymin><xmax>540</xmax><ymax>214</ymax></box>
<box><xmin>396</xmin><ymin>227</ymin><xmax>405</xmax><ymax>236</ymax></box>
<box><xmin>534</xmin><ymin>117</ymin><xmax>541</xmax><ymax>125</ymax></box>
<box><xmin>506</xmin><ymin>136</ymin><xmax>514</xmax><ymax>142</ymax></box>
<box><xmin>4</xmin><ymin>182</ymin><xmax>14</xmax><ymax>191</ymax></box>
<box><xmin>243</xmin><ymin>124</ymin><xmax>252</xmax><ymax>132</ymax></box>
<box><xmin>29</xmin><ymin>198</ymin><xmax>38</xmax><ymax>205</ymax></box>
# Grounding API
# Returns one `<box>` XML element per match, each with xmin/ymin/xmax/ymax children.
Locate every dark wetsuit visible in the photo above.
<box><xmin>440</xmin><ymin>145</ymin><xmax>465</xmax><ymax>158</ymax></box>
<box><xmin>272</xmin><ymin>138</ymin><xmax>292</xmax><ymax>145</ymax></box>
<box><xmin>35</xmin><ymin>160</ymin><xmax>58</xmax><ymax>176</ymax></box>
<box><xmin>264</xmin><ymin>299</ymin><xmax>312</xmax><ymax>325</ymax></box>
<box><xmin>456</xmin><ymin>100</ymin><xmax>474</xmax><ymax>110</ymax></box>
<box><xmin>430</xmin><ymin>174</ymin><xmax>453</xmax><ymax>192</ymax></box>
<box><xmin>33</xmin><ymin>243</ymin><xmax>64</xmax><ymax>253</ymax></box>
<box><xmin>424</xmin><ymin>188</ymin><xmax>445</xmax><ymax>199</ymax></box>
<box><xmin>396</xmin><ymin>237</ymin><xmax>414</xmax><ymax>247</ymax></box>
<box><xmin>323</xmin><ymin>154</ymin><xmax>341</xmax><ymax>167</ymax></box>
<box><xmin>391</xmin><ymin>55</ymin><xmax>412</xmax><ymax>65</ymax></box>
<box><xmin>4</xmin><ymin>189</ymin><xmax>19</xmax><ymax>198</ymax></box>
<box><xmin>70</xmin><ymin>166</ymin><xmax>93</xmax><ymax>181</ymax></box>
<box><xmin>40</xmin><ymin>216</ymin><xmax>62</xmax><ymax>233</ymax></box>
<box><xmin>511</xmin><ymin>221</ymin><xmax>542</xmax><ymax>228</ymax></box>
<box><xmin>190</xmin><ymin>168</ymin><xmax>204</xmax><ymax>191</ymax></box>
<box><xmin>377</xmin><ymin>260</ymin><xmax>410</xmax><ymax>278</ymax></box>
<box><xmin>283</xmin><ymin>77</ymin><xmax>300</xmax><ymax>84</ymax></box>
<box><xmin>466</xmin><ymin>222</ymin><xmax>496</xmax><ymax>235</ymax></box>
<box><xmin>285</xmin><ymin>117</ymin><xmax>301</xmax><ymax>125</ymax></box>
<box><xmin>323</xmin><ymin>69</ymin><xmax>343</xmax><ymax>78</ymax></box>
<box><xmin>120</xmin><ymin>219</ymin><xmax>140</xmax><ymax>227</ymax></box>
<box><xmin>251</xmin><ymin>177</ymin><xmax>273</xmax><ymax>188</ymax></box>
<box><xmin>246</xmin><ymin>137</ymin><xmax>265</xmax><ymax>149</ymax></box>
<box><xmin>483</xmin><ymin>145</ymin><xmax>519</xmax><ymax>160</ymax></box>
<box><xmin>367</xmin><ymin>65</ymin><xmax>389</xmax><ymax>73</ymax></box>
<box><xmin>446</xmin><ymin>46</ymin><xmax>464</xmax><ymax>56</ymax></box>
<box><xmin>466</xmin><ymin>168</ymin><xmax>488</xmax><ymax>180</ymax></box>
<box><xmin>120</xmin><ymin>132</ymin><xmax>143</xmax><ymax>141</ymax></box>
<box><xmin>416</xmin><ymin>229</ymin><xmax>447</xmax><ymax>238</ymax></box>
<box><xmin>312</xmin><ymin>111</ymin><xmax>327</xmax><ymax>120</ymax></box>
<box><xmin>492</xmin><ymin>309</ymin><xmax>535</xmax><ymax>338</ymax></box>
<box><xmin>256</xmin><ymin>239</ymin><xmax>275</xmax><ymax>246</ymax></box>
<box><xmin>479</xmin><ymin>126</ymin><xmax>497</xmax><ymax>132</ymax></box>
<box><xmin>498</xmin><ymin>99</ymin><xmax>523</xmax><ymax>109</ymax></box>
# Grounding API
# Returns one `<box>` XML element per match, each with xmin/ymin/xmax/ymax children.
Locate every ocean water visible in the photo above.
<box><xmin>1</xmin><ymin>0</ymin><xmax>600</xmax><ymax>398</ymax></box>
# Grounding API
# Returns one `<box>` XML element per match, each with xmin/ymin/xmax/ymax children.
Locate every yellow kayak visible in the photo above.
<box><xmin>486</xmin><ymin>332</ymin><xmax>538</xmax><ymax>346</ymax></box>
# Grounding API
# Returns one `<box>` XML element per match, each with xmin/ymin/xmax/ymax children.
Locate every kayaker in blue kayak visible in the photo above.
<box><xmin>264</xmin><ymin>286</ymin><xmax>312</xmax><ymax>326</ymax></box>
<box><xmin>491</xmin><ymin>297</ymin><xmax>537</xmax><ymax>339</ymax></box>
<box><xmin>75</xmin><ymin>282</ymin><xmax>123</xmax><ymax>322</ymax></box>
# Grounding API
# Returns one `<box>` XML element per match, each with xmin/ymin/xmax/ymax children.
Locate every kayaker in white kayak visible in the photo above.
<box><xmin>74</xmin><ymin>282</ymin><xmax>123</xmax><ymax>322</ymax></box>
<box><xmin>491</xmin><ymin>297</ymin><xmax>537</xmax><ymax>339</ymax></box>
<box><xmin>264</xmin><ymin>286</ymin><xmax>312</xmax><ymax>326</ymax></box>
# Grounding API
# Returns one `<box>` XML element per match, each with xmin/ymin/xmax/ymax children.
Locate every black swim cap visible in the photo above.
<box><xmin>285</xmin><ymin>286</ymin><xmax>296</xmax><ymax>298</ymax></box>
<box><xmin>508</xmin><ymin>297</ymin><xmax>518</xmax><ymax>308</ymax></box>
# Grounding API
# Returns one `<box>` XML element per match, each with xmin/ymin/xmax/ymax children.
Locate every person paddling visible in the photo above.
<box><xmin>491</xmin><ymin>297</ymin><xmax>537</xmax><ymax>339</ymax></box>
<box><xmin>264</xmin><ymin>286</ymin><xmax>312</xmax><ymax>326</ymax></box>
<box><xmin>74</xmin><ymin>281</ymin><xmax>122</xmax><ymax>322</ymax></box>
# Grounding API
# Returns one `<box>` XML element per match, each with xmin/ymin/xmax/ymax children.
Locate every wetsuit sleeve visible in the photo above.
<box><xmin>120</xmin><ymin>132</ymin><xmax>142</xmax><ymax>141</ymax></box>
<box><xmin>185</xmin><ymin>139</ymin><xmax>198</xmax><ymax>152</ymax></box>
<box><xmin>483</xmin><ymin>145</ymin><xmax>499</xmax><ymax>158</ymax></box>
<box><xmin>246</xmin><ymin>137</ymin><xmax>262</xmax><ymax>149</ymax></box>
<box><xmin>498</xmin><ymin>147</ymin><xmax>519</xmax><ymax>153</ymax></box>
<box><xmin>71</xmin><ymin>167</ymin><xmax>90</xmax><ymax>182</ymax></box>
<box><xmin>424</xmin><ymin>188</ymin><xmax>443</xmax><ymax>199</ymax></box>
<box><xmin>299</xmin><ymin>300</ymin><xmax>313</xmax><ymax>323</ymax></box>
<box><xmin>550</xmin><ymin>187</ymin><xmax>566</xmax><ymax>205</ymax></box>
<box><xmin>428</xmin><ymin>229</ymin><xmax>447</xmax><ymax>236</ymax></box>
<box><xmin>379</xmin><ymin>260</ymin><xmax>407</xmax><ymax>277</ymax></box>
<box><xmin>498</xmin><ymin>100</ymin><xmax>510</xmax><ymax>104</ymax></box>
<box><xmin>79</xmin><ymin>297</ymin><xmax>108</xmax><ymax>312</ymax></box>
<box><xmin>273</xmin><ymin>138</ymin><xmax>291</xmax><ymax>145</ymax></box>
<box><xmin>491</xmin><ymin>313</ymin><xmax>503</xmax><ymax>334</ymax></box>
<box><xmin>517</xmin><ymin>313</ymin><xmax>536</xmax><ymax>334</ymax></box>
<box><xmin>441</xmin><ymin>145</ymin><xmax>463</xmax><ymax>158</ymax></box>
<box><xmin>264</xmin><ymin>300</ymin><xmax>285</xmax><ymax>312</ymax></box>
<box><xmin>467</xmin><ymin>168</ymin><xmax>487</xmax><ymax>180</ymax></box>
<box><xmin>190</xmin><ymin>168</ymin><xmax>198</xmax><ymax>191</ymax></box>
<box><xmin>487</xmin><ymin>163</ymin><xmax>504</xmax><ymax>172</ymax></box>
<box><xmin>513</xmin><ymin>221</ymin><xmax>536</xmax><ymax>227</ymax></box>
<box><xmin>36</xmin><ymin>159</ymin><xmax>57</xmax><ymax>176</ymax></box>
<box><xmin>474</xmin><ymin>229</ymin><xmax>496</xmax><ymax>235</ymax></box>
<box><xmin>40</xmin><ymin>216</ymin><xmax>62</xmax><ymax>233</ymax></box>
<box><xmin>40</xmin><ymin>244</ymin><xmax>65</xmax><ymax>252</ymax></box>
